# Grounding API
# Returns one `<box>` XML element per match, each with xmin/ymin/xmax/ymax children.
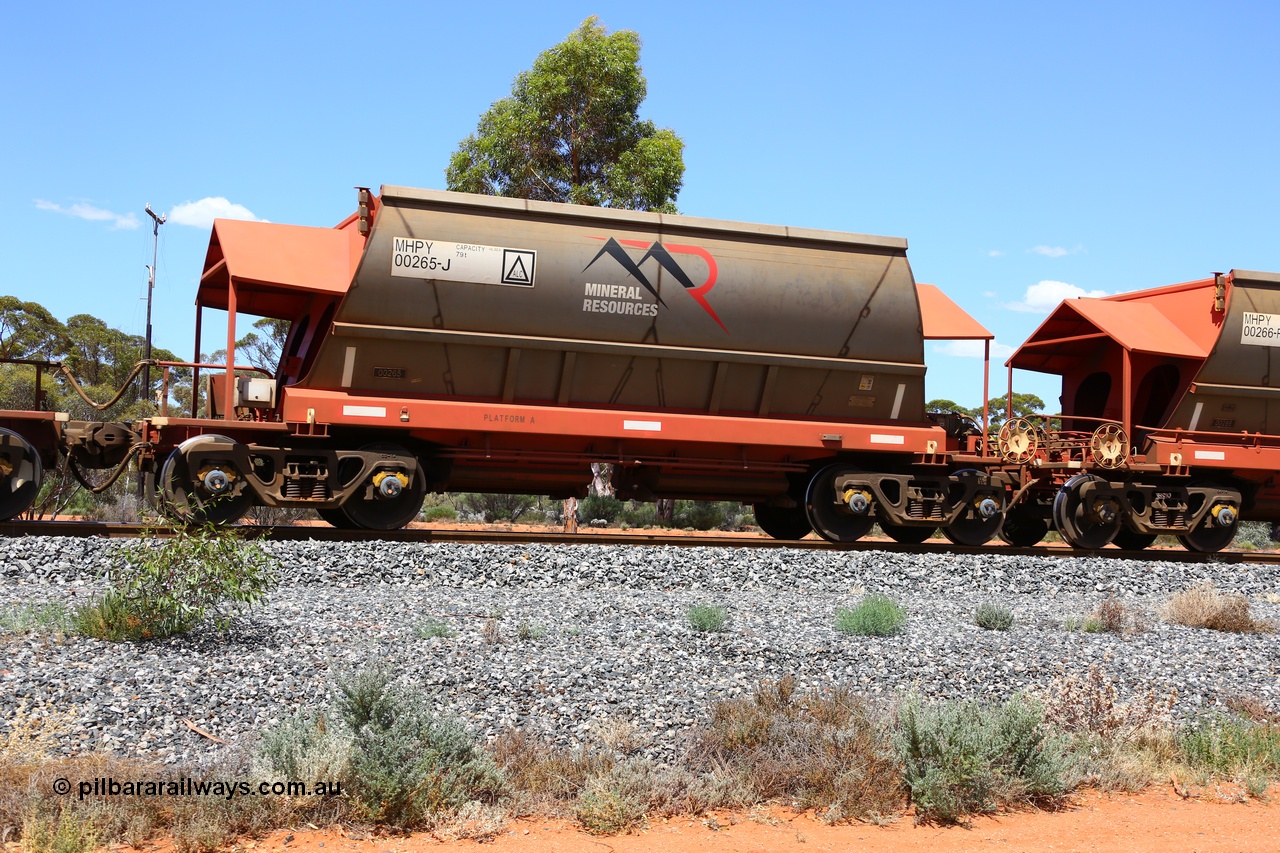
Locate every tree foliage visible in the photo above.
<box><xmin>446</xmin><ymin>17</ymin><xmax>685</xmax><ymax>213</ymax></box>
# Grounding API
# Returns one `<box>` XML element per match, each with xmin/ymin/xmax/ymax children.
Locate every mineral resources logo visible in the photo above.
<box><xmin>582</xmin><ymin>237</ymin><xmax>726</xmax><ymax>332</ymax></box>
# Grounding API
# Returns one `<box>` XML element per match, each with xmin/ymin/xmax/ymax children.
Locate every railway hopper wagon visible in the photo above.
<box><xmin>996</xmin><ymin>270</ymin><xmax>1280</xmax><ymax>553</ymax></box>
<box><xmin>5</xmin><ymin>186</ymin><xmax>1005</xmax><ymax>541</ymax></box>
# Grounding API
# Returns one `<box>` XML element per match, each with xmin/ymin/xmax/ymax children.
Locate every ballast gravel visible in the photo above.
<box><xmin>1</xmin><ymin>536</ymin><xmax>1278</xmax><ymax>766</ymax></box>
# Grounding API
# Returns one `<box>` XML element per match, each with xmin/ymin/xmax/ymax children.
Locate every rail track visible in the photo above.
<box><xmin>2</xmin><ymin>520</ymin><xmax>1278</xmax><ymax>565</ymax></box>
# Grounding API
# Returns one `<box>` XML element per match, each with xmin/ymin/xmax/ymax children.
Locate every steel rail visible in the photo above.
<box><xmin>2</xmin><ymin>520</ymin><xmax>1279</xmax><ymax>565</ymax></box>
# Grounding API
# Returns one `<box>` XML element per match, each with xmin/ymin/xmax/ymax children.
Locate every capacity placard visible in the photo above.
<box><xmin>390</xmin><ymin>238</ymin><xmax>536</xmax><ymax>287</ymax></box>
<box><xmin>1241</xmin><ymin>312</ymin><xmax>1280</xmax><ymax>346</ymax></box>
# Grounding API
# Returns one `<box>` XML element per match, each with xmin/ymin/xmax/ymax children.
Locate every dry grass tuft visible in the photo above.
<box><xmin>1161</xmin><ymin>582</ymin><xmax>1275</xmax><ymax>633</ymax></box>
<box><xmin>688</xmin><ymin>677</ymin><xmax>902</xmax><ymax>823</ymax></box>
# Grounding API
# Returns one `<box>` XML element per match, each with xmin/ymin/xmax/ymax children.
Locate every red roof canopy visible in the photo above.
<box><xmin>197</xmin><ymin>219</ymin><xmax>363</xmax><ymax>318</ymax></box>
<box><xmin>915</xmin><ymin>284</ymin><xmax>993</xmax><ymax>340</ymax></box>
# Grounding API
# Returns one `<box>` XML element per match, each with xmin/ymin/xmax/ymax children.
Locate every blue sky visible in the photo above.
<box><xmin>3</xmin><ymin>1</ymin><xmax>1278</xmax><ymax>412</ymax></box>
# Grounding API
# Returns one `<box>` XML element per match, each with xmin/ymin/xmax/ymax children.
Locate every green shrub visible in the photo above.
<box><xmin>415</xmin><ymin>618</ymin><xmax>456</xmax><ymax>639</ymax></box>
<box><xmin>75</xmin><ymin>525</ymin><xmax>275</xmax><ymax>641</ymax></box>
<box><xmin>835</xmin><ymin>595</ymin><xmax>906</xmax><ymax>637</ymax></box>
<box><xmin>895</xmin><ymin>695</ymin><xmax>1068</xmax><ymax>825</ymax></box>
<box><xmin>1234</xmin><ymin>521</ymin><xmax>1274</xmax><ymax>551</ymax></box>
<box><xmin>516</xmin><ymin>620</ymin><xmax>546</xmax><ymax>640</ymax></box>
<box><xmin>256</xmin><ymin>712</ymin><xmax>353</xmax><ymax>785</ymax></box>
<box><xmin>21</xmin><ymin>806</ymin><xmax>100</xmax><ymax>853</ymax></box>
<box><xmin>674</xmin><ymin>500</ymin><xmax>747</xmax><ymax>531</ymax></box>
<box><xmin>579</xmin><ymin>494</ymin><xmax>624</xmax><ymax>524</ymax></box>
<box><xmin>335</xmin><ymin>669</ymin><xmax>502</xmax><ymax>828</ymax></box>
<box><xmin>459</xmin><ymin>493</ymin><xmax>538</xmax><ymax>522</ymax></box>
<box><xmin>0</xmin><ymin>601</ymin><xmax>72</xmax><ymax>635</ymax></box>
<box><xmin>618</xmin><ymin>501</ymin><xmax>660</xmax><ymax>528</ymax></box>
<box><xmin>686</xmin><ymin>604</ymin><xmax>729</xmax><ymax>633</ymax></box>
<box><xmin>1065</xmin><ymin>615</ymin><xmax>1105</xmax><ymax>633</ymax></box>
<box><xmin>974</xmin><ymin>602</ymin><xmax>1014</xmax><ymax>631</ymax></box>
<box><xmin>576</xmin><ymin>784</ymin><xmax>645</xmax><ymax>835</ymax></box>
<box><xmin>420</xmin><ymin>504</ymin><xmax>457</xmax><ymax>522</ymax></box>
<box><xmin>1180</xmin><ymin>715</ymin><xmax>1280</xmax><ymax>794</ymax></box>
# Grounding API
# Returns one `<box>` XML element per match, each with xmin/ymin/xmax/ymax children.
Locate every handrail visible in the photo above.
<box><xmin>157</xmin><ymin>361</ymin><xmax>273</xmax><ymax>417</ymax></box>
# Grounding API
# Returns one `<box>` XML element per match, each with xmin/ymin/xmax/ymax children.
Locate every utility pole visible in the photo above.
<box><xmin>142</xmin><ymin>204</ymin><xmax>166</xmax><ymax>397</ymax></box>
<box><xmin>139</xmin><ymin>204</ymin><xmax>166</xmax><ymax>503</ymax></box>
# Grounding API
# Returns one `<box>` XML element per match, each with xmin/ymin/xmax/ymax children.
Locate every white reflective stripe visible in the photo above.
<box><xmin>870</xmin><ymin>434</ymin><xmax>906</xmax><ymax>445</ymax></box>
<box><xmin>623</xmin><ymin>420</ymin><xmax>662</xmax><ymax>432</ymax></box>
<box><xmin>341</xmin><ymin>346</ymin><xmax>356</xmax><ymax>388</ymax></box>
<box><xmin>342</xmin><ymin>405</ymin><xmax>386</xmax><ymax>418</ymax></box>
<box><xmin>1188</xmin><ymin>401</ymin><xmax>1203</xmax><ymax>432</ymax></box>
<box><xmin>1193</xmin><ymin>450</ymin><xmax>1226</xmax><ymax>460</ymax></box>
<box><xmin>890</xmin><ymin>383</ymin><xmax>906</xmax><ymax>419</ymax></box>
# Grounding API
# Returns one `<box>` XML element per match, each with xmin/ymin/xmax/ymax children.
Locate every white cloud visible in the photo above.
<box><xmin>987</xmin><ymin>249</ymin><xmax>1005</xmax><ymax>257</ymax></box>
<box><xmin>982</xmin><ymin>290</ymin><xmax>998</xmax><ymax>298</ymax></box>
<box><xmin>167</xmin><ymin>197</ymin><xmax>265</xmax><ymax>228</ymax></box>
<box><xmin>1009</xmin><ymin>280</ymin><xmax>1109</xmax><ymax>313</ymax></box>
<box><xmin>35</xmin><ymin>199</ymin><xmax>139</xmax><ymax>230</ymax></box>
<box><xmin>931</xmin><ymin>340</ymin><xmax>1014</xmax><ymax>359</ymax></box>
<box><xmin>1030</xmin><ymin>245</ymin><xmax>1069</xmax><ymax>257</ymax></box>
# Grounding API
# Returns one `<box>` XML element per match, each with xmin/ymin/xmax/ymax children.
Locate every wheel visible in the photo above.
<box><xmin>943</xmin><ymin>515</ymin><xmax>1003</xmax><ymax>546</ymax></box>
<box><xmin>879</xmin><ymin>522</ymin><xmax>936</xmax><ymax>544</ymax></box>
<box><xmin>752</xmin><ymin>504</ymin><xmax>812</xmax><ymax>540</ymax></box>
<box><xmin>317</xmin><ymin>507</ymin><xmax>360</xmax><ymax>529</ymax></box>
<box><xmin>1178</xmin><ymin>488</ymin><xmax>1240</xmax><ymax>553</ymax></box>
<box><xmin>804</xmin><ymin>465</ymin><xmax>875</xmax><ymax>543</ymax></box>
<box><xmin>0</xmin><ymin>427</ymin><xmax>43</xmax><ymax>521</ymax></box>
<box><xmin>942</xmin><ymin>469</ymin><xmax>1003</xmax><ymax>546</ymax></box>
<box><xmin>998</xmin><ymin>509</ymin><xmax>1049</xmax><ymax>547</ymax></box>
<box><xmin>1052</xmin><ymin>473</ymin><xmax>1120</xmax><ymax>550</ymax></box>
<box><xmin>1112</xmin><ymin>529</ymin><xmax>1158</xmax><ymax>550</ymax></box>
<box><xmin>1178</xmin><ymin>522</ymin><xmax>1238</xmax><ymax>554</ymax></box>
<box><xmin>338</xmin><ymin>443</ymin><xmax>426</xmax><ymax>531</ymax></box>
<box><xmin>159</xmin><ymin>435</ymin><xmax>253</xmax><ymax>525</ymax></box>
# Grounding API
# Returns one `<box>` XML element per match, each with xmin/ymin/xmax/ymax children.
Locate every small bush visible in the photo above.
<box><xmin>1065</xmin><ymin>615</ymin><xmax>1105</xmax><ymax>633</ymax></box>
<box><xmin>516</xmin><ymin>620</ymin><xmax>546</xmax><ymax>641</ymax></box>
<box><xmin>416</xmin><ymin>618</ymin><xmax>455</xmax><ymax>639</ymax></box>
<box><xmin>689</xmin><ymin>677</ymin><xmax>902</xmax><ymax>823</ymax></box>
<box><xmin>1040</xmin><ymin>666</ymin><xmax>1176</xmax><ymax>743</ymax></box>
<box><xmin>1162</xmin><ymin>582</ymin><xmax>1275</xmax><ymax>633</ymax></box>
<box><xmin>835</xmin><ymin>595</ymin><xmax>906</xmax><ymax>637</ymax></box>
<box><xmin>974</xmin><ymin>602</ymin><xmax>1014</xmax><ymax>631</ymax></box>
<box><xmin>75</xmin><ymin>525</ymin><xmax>275</xmax><ymax>641</ymax></box>
<box><xmin>22</xmin><ymin>807</ymin><xmax>100</xmax><ymax>853</ymax></box>
<box><xmin>335</xmin><ymin>669</ymin><xmax>502</xmax><ymax>828</ymax></box>
<box><xmin>674</xmin><ymin>500</ymin><xmax>747</xmax><ymax>531</ymax></box>
<box><xmin>0</xmin><ymin>601</ymin><xmax>72</xmax><ymax>635</ymax></box>
<box><xmin>576</xmin><ymin>784</ymin><xmax>645</xmax><ymax>835</ymax></box>
<box><xmin>1234</xmin><ymin>521</ymin><xmax>1274</xmax><ymax>551</ymax></box>
<box><xmin>687</xmin><ymin>604</ymin><xmax>729</xmax><ymax>633</ymax></box>
<box><xmin>1181</xmin><ymin>715</ymin><xmax>1280</xmax><ymax>794</ymax></box>
<box><xmin>256</xmin><ymin>712</ymin><xmax>353</xmax><ymax>784</ymax></box>
<box><xmin>579</xmin><ymin>494</ymin><xmax>624</xmax><ymax>524</ymax></box>
<box><xmin>895</xmin><ymin>695</ymin><xmax>1068</xmax><ymax>825</ymax></box>
<box><xmin>1065</xmin><ymin>596</ymin><xmax>1145</xmax><ymax>635</ymax></box>
<box><xmin>421</xmin><ymin>504</ymin><xmax>458</xmax><ymax>522</ymax></box>
<box><xmin>459</xmin><ymin>493</ymin><xmax>538</xmax><ymax>523</ymax></box>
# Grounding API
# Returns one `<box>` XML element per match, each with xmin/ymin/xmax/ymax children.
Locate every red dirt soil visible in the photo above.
<box><xmin>182</xmin><ymin>787</ymin><xmax>1278</xmax><ymax>853</ymax></box>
